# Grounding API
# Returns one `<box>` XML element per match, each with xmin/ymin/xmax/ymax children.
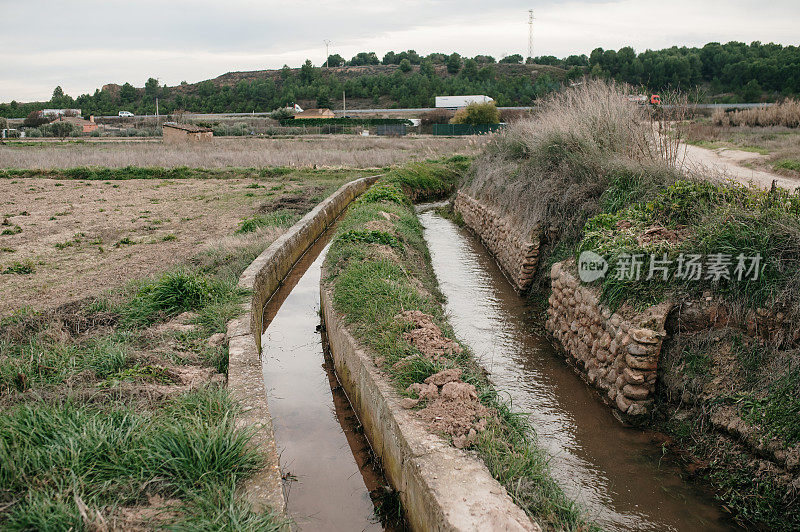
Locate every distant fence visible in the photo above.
<box><xmin>376</xmin><ymin>124</ymin><xmax>407</xmax><ymax>136</ymax></box>
<box><xmin>432</xmin><ymin>124</ymin><xmax>505</xmax><ymax>136</ymax></box>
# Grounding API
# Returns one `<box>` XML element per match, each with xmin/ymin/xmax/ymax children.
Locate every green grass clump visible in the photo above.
<box><xmin>116</xmin><ymin>269</ymin><xmax>231</xmax><ymax>327</ymax></box>
<box><xmin>1</xmin><ymin>225</ymin><xmax>22</xmax><ymax>236</ymax></box>
<box><xmin>737</xmin><ymin>371</ymin><xmax>800</xmax><ymax>445</ymax></box>
<box><xmin>576</xmin><ymin>177</ymin><xmax>800</xmax><ymax>312</ymax></box>
<box><xmin>355</xmin><ymin>183</ymin><xmax>409</xmax><ymax>206</ymax></box>
<box><xmin>0</xmin><ymin>389</ymin><xmax>278</xmax><ymax>529</ymax></box>
<box><xmin>0</xmin><ymin>335</ymin><xmax>129</xmax><ymax>394</ymax></box>
<box><xmin>773</xmin><ymin>159</ymin><xmax>800</xmax><ymax>172</ymax></box>
<box><xmin>337</xmin><ymin>230</ymin><xmax>402</xmax><ymax>249</ymax></box>
<box><xmin>382</xmin><ymin>160</ymin><xmax>462</xmax><ymax>201</ymax></box>
<box><xmin>235</xmin><ymin>209</ymin><xmax>299</xmax><ymax>234</ymax></box>
<box><xmin>1</xmin><ymin>260</ymin><xmax>34</xmax><ymax>275</ymax></box>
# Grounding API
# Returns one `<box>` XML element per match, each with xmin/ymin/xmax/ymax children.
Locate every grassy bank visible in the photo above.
<box><xmin>0</xmin><ymin>197</ymin><xmax>314</xmax><ymax>528</ymax></box>
<box><xmin>576</xmin><ymin>177</ymin><xmax>800</xmax><ymax>528</ymax></box>
<box><xmin>323</xmin><ymin>160</ymin><xmax>595</xmax><ymax>530</ymax></box>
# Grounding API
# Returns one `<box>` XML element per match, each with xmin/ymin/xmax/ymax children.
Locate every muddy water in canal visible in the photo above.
<box><xmin>419</xmin><ymin>208</ymin><xmax>736</xmax><ymax>531</ymax></box>
<box><xmin>260</xmin><ymin>225</ymin><xmax>391</xmax><ymax>531</ymax></box>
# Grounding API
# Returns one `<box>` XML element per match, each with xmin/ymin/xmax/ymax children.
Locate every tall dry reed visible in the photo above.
<box><xmin>464</xmin><ymin>80</ymin><xmax>677</xmax><ymax>240</ymax></box>
<box><xmin>712</xmin><ymin>100</ymin><xmax>800</xmax><ymax>128</ymax></box>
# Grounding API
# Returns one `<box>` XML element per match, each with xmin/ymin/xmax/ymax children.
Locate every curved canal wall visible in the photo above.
<box><xmin>453</xmin><ymin>191</ymin><xmax>539</xmax><ymax>293</ymax></box>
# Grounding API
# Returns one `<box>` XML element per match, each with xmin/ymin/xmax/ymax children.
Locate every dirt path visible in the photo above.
<box><xmin>681</xmin><ymin>143</ymin><xmax>800</xmax><ymax>190</ymax></box>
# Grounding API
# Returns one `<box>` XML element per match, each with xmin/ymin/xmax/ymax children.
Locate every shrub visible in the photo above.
<box><xmin>48</xmin><ymin>121</ymin><xmax>75</xmax><ymax>139</ymax></box>
<box><xmin>22</xmin><ymin>111</ymin><xmax>49</xmax><ymax>128</ymax></box>
<box><xmin>465</xmin><ymin>80</ymin><xmax>664</xmax><ymax>243</ymax></box>
<box><xmin>420</xmin><ymin>109</ymin><xmax>453</xmax><ymax>126</ymax></box>
<box><xmin>450</xmin><ymin>102</ymin><xmax>500</xmax><ymax>126</ymax></box>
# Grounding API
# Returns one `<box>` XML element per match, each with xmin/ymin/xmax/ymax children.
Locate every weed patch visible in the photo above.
<box><xmin>337</xmin><ymin>230</ymin><xmax>402</xmax><ymax>249</ymax></box>
<box><xmin>1</xmin><ymin>260</ymin><xmax>34</xmax><ymax>275</ymax></box>
<box><xmin>235</xmin><ymin>209</ymin><xmax>299</xmax><ymax>234</ymax></box>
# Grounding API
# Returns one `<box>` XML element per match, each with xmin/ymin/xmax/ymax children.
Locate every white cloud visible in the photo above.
<box><xmin>1</xmin><ymin>0</ymin><xmax>797</xmax><ymax>101</ymax></box>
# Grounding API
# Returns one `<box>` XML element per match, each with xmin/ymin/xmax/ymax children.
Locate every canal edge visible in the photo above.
<box><xmin>319</xmin><ymin>283</ymin><xmax>540</xmax><ymax>532</ymax></box>
<box><xmin>226</xmin><ymin>174</ymin><xmax>381</xmax><ymax>516</ymax></box>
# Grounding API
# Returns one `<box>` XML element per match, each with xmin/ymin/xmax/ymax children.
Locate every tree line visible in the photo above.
<box><xmin>1</xmin><ymin>41</ymin><xmax>797</xmax><ymax>119</ymax></box>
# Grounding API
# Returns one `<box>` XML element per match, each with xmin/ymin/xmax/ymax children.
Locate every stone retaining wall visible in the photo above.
<box><xmin>453</xmin><ymin>192</ymin><xmax>539</xmax><ymax>292</ymax></box>
<box><xmin>320</xmin><ymin>286</ymin><xmax>538</xmax><ymax>532</ymax></box>
<box><xmin>226</xmin><ymin>175</ymin><xmax>380</xmax><ymax>514</ymax></box>
<box><xmin>545</xmin><ymin>261</ymin><xmax>672</xmax><ymax>417</ymax></box>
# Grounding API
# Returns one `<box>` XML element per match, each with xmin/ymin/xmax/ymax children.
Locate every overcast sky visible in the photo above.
<box><xmin>1</xmin><ymin>0</ymin><xmax>797</xmax><ymax>102</ymax></box>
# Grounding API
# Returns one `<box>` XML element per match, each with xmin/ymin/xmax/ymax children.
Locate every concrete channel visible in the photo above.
<box><xmin>260</xmin><ymin>223</ymin><xmax>394</xmax><ymax>530</ymax></box>
<box><xmin>228</xmin><ymin>176</ymin><xmax>742</xmax><ymax>530</ymax></box>
<box><xmin>417</xmin><ymin>206</ymin><xmax>740</xmax><ymax>531</ymax></box>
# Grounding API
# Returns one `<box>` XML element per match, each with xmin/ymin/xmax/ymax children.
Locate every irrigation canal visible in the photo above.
<box><xmin>418</xmin><ymin>206</ymin><xmax>737</xmax><ymax>531</ymax></box>
<box><xmin>255</xmin><ymin>202</ymin><xmax>740</xmax><ymax>531</ymax></box>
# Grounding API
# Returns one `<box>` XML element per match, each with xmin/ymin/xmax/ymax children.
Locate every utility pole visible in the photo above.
<box><xmin>342</xmin><ymin>91</ymin><xmax>346</xmax><ymax>115</ymax></box>
<box><xmin>324</xmin><ymin>39</ymin><xmax>332</xmax><ymax>68</ymax></box>
<box><xmin>155</xmin><ymin>97</ymin><xmax>159</xmax><ymax>118</ymax></box>
<box><xmin>528</xmin><ymin>9</ymin><xmax>534</xmax><ymax>62</ymax></box>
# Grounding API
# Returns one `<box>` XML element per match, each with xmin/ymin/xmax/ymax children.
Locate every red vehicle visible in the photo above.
<box><xmin>626</xmin><ymin>94</ymin><xmax>662</xmax><ymax>106</ymax></box>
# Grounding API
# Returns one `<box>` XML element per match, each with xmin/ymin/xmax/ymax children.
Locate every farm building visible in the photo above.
<box><xmin>162</xmin><ymin>122</ymin><xmax>213</xmax><ymax>144</ymax></box>
<box><xmin>52</xmin><ymin>115</ymin><xmax>98</xmax><ymax>133</ymax></box>
<box><xmin>294</xmin><ymin>108</ymin><xmax>335</xmax><ymax>119</ymax></box>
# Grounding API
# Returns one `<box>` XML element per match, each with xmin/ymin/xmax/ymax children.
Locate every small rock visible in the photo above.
<box><xmin>627</xmin><ymin>343</ymin><xmax>651</xmax><ymax>356</ymax></box>
<box><xmin>400</xmin><ymin>397</ymin><xmax>420</xmax><ymax>409</ymax></box>
<box><xmin>616</xmin><ymin>393</ymin><xmax>632</xmax><ymax>412</ymax></box>
<box><xmin>622</xmin><ymin>384</ymin><xmax>650</xmax><ymax>400</ymax></box>
<box><xmin>424</xmin><ymin>368</ymin><xmax>462</xmax><ymax>387</ymax></box>
<box><xmin>627</xmin><ymin>402</ymin><xmax>648</xmax><ymax>416</ymax></box>
<box><xmin>623</xmin><ymin>367</ymin><xmax>645</xmax><ymax>385</ymax></box>
<box><xmin>207</xmin><ymin>333</ymin><xmax>225</xmax><ymax>347</ymax></box>
<box><xmin>440</xmin><ymin>381</ymin><xmax>478</xmax><ymax>402</ymax></box>
<box><xmin>630</xmin><ymin>327</ymin><xmax>661</xmax><ymax>344</ymax></box>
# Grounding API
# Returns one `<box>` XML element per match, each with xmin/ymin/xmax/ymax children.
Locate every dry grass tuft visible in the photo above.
<box><xmin>463</xmin><ymin>80</ymin><xmax>676</xmax><ymax>240</ymax></box>
<box><xmin>712</xmin><ymin>99</ymin><xmax>800</xmax><ymax>128</ymax></box>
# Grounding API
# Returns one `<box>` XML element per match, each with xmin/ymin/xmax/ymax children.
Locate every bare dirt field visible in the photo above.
<box><xmin>0</xmin><ymin>169</ymin><xmax>367</xmax><ymax>317</ymax></box>
<box><xmin>0</xmin><ymin>135</ymin><xmax>482</xmax><ymax>169</ymax></box>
